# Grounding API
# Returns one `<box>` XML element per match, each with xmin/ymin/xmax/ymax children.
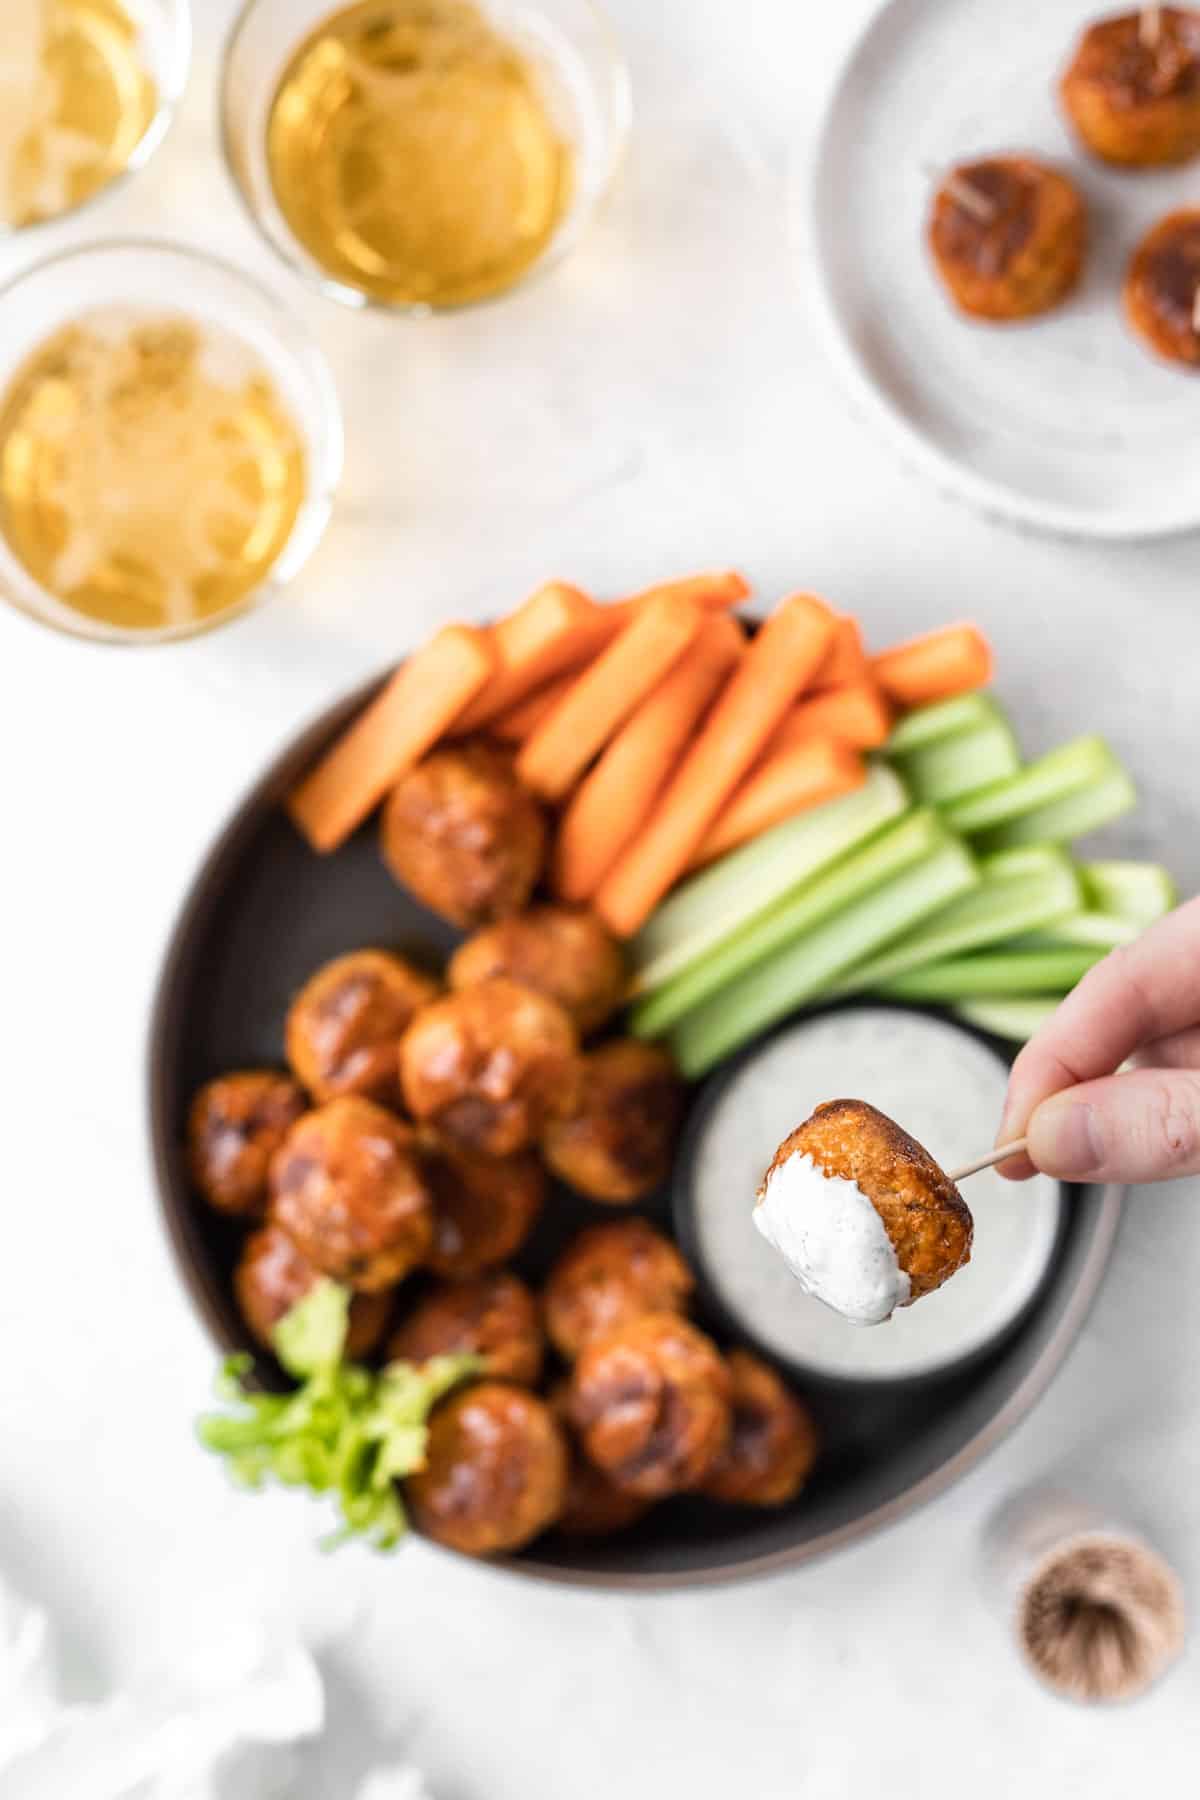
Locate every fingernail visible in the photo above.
<box><xmin>1030</xmin><ymin>1100</ymin><xmax>1105</xmax><ymax>1177</ymax></box>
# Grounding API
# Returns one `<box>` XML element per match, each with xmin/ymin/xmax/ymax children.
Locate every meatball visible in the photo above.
<box><xmin>380</xmin><ymin>742</ymin><xmax>547</xmax><ymax>929</ymax></box>
<box><xmin>540</xmin><ymin>1040</ymin><xmax>685</xmax><ymax>1204</ymax></box>
<box><xmin>407</xmin><ymin>1382</ymin><xmax>568</xmax><ymax>1556</ymax></box>
<box><xmin>546</xmin><ymin>1384</ymin><xmax>651</xmax><ymax>1538</ymax></box>
<box><xmin>420</xmin><ymin>1138</ymin><xmax>545</xmax><ymax>1278</ymax></box>
<box><xmin>1124</xmin><ymin>209</ymin><xmax>1200</xmax><ymax>366</ymax></box>
<box><xmin>387</xmin><ymin>1271</ymin><xmax>544</xmax><ymax>1386</ymax></box>
<box><xmin>285</xmin><ymin>949</ymin><xmax>440</xmax><ymax>1109</ymax></box>
<box><xmin>187</xmin><ymin>1070</ymin><xmax>307</xmax><ymax>1218</ymax></box>
<box><xmin>448</xmin><ymin>906</ymin><xmax>626</xmax><ymax>1036</ymax></box>
<box><xmin>568</xmin><ymin>1314</ymin><xmax>732</xmax><ymax>1499</ymax></box>
<box><xmin>399</xmin><ymin>978</ymin><xmax>580</xmax><ymax>1157</ymax></box>
<box><xmin>542</xmin><ymin>1219</ymin><xmax>694</xmax><ymax>1360</ymax></box>
<box><xmin>1060</xmin><ymin>9</ymin><xmax>1200</xmax><ymax>167</ymax></box>
<box><xmin>701</xmin><ymin>1350</ymin><xmax>819</xmax><ymax>1508</ymax></box>
<box><xmin>927</xmin><ymin>157</ymin><xmax>1086</xmax><ymax>321</ymax></box>
<box><xmin>755</xmin><ymin>1098</ymin><xmax>973</xmax><ymax>1325</ymax></box>
<box><xmin>234</xmin><ymin>1224</ymin><xmax>392</xmax><ymax>1359</ymax></box>
<box><xmin>268</xmin><ymin>1097</ymin><xmax>433</xmax><ymax>1292</ymax></box>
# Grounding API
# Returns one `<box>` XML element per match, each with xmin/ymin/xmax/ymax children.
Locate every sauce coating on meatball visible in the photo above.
<box><xmin>448</xmin><ymin>905</ymin><xmax>626</xmax><ymax>1036</ymax></box>
<box><xmin>542</xmin><ymin>1219</ymin><xmax>694</xmax><ymax>1360</ymax></box>
<box><xmin>1061</xmin><ymin>10</ymin><xmax>1200</xmax><ymax>167</ymax></box>
<box><xmin>420</xmin><ymin>1138</ymin><xmax>545</xmax><ymax>1278</ymax></box>
<box><xmin>701</xmin><ymin>1350</ymin><xmax>819</xmax><ymax>1508</ymax></box>
<box><xmin>235</xmin><ymin>1223</ymin><xmax>393</xmax><ymax>1358</ymax></box>
<box><xmin>407</xmin><ymin>1382</ymin><xmax>568</xmax><ymax>1555</ymax></box>
<box><xmin>388</xmin><ymin>1271</ymin><xmax>544</xmax><ymax>1386</ymax></box>
<box><xmin>927</xmin><ymin>157</ymin><xmax>1086</xmax><ymax>321</ymax></box>
<box><xmin>285</xmin><ymin>949</ymin><xmax>440</xmax><ymax>1109</ymax></box>
<box><xmin>188</xmin><ymin>1071</ymin><xmax>307</xmax><ymax>1218</ymax></box>
<box><xmin>541</xmin><ymin>1040</ymin><xmax>685</xmax><ymax>1203</ymax></box>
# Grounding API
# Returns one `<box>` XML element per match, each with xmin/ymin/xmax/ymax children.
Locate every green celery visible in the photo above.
<box><xmin>633</xmin><ymin>807</ymin><xmax>950</xmax><ymax>1038</ymax></box>
<box><xmin>628</xmin><ymin>764</ymin><xmax>909</xmax><ymax>1001</ymax></box>
<box><xmin>972</xmin><ymin>768</ymin><xmax>1136</xmax><ymax>852</ymax></box>
<box><xmin>886</xmin><ymin>691</ymin><xmax>1006</xmax><ymax>754</ymax></box>
<box><xmin>953</xmin><ymin>997</ymin><xmax>1060</xmax><ymax>1043</ymax></box>
<box><xmin>1082</xmin><ymin>860</ymin><xmax>1177</xmax><ymax>926</ymax></box>
<box><xmin>879</xmin><ymin>946</ymin><xmax>1105</xmax><ymax>1002</ymax></box>
<box><xmin>1010</xmin><ymin>912</ymin><xmax>1140</xmax><ymax>951</ymax></box>
<box><xmin>668</xmin><ymin>832</ymin><xmax>979</xmax><ymax>1077</ymax></box>
<box><xmin>942</xmin><ymin>736</ymin><xmax>1122</xmax><ymax>835</ymax></box>
<box><xmin>889</xmin><ymin>703</ymin><xmax>1020</xmax><ymax>807</ymax></box>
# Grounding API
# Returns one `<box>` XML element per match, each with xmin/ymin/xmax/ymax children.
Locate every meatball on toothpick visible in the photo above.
<box><xmin>927</xmin><ymin>156</ymin><xmax>1086</xmax><ymax>321</ymax></box>
<box><xmin>755</xmin><ymin>1099</ymin><xmax>973</xmax><ymax>1326</ymax></box>
<box><xmin>1061</xmin><ymin>8</ymin><xmax>1200</xmax><ymax>167</ymax></box>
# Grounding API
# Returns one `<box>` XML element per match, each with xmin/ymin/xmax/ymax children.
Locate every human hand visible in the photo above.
<box><xmin>998</xmin><ymin>896</ymin><xmax>1200</xmax><ymax>1185</ymax></box>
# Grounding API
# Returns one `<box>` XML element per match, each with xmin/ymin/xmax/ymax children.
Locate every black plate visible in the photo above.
<box><xmin>148</xmin><ymin>674</ymin><xmax>1122</xmax><ymax>1589</ymax></box>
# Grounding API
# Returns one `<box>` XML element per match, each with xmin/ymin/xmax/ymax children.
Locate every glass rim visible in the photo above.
<box><xmin>217</xmin><ymin>0</ymin><xmax>634</xmax><ymax>317</ymax></box>
<box><xmin>0</xmin><ymin>234</ymin><xmax>344</xmax><ymax>649</ymax></box>
<box><xmin>0</xmin><ymin>0</ymin><xmax>194</xmax><ymax>244</ymax></box>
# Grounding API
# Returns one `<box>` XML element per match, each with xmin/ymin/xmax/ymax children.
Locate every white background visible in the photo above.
<box><xmin>2</xmin><ymin>0</ymin><xmax>1198</xmax><ymax>1791</ymax></box>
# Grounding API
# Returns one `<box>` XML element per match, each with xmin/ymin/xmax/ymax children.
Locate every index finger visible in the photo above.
<box><xmin>998</xmin><ymin>895</ymin><xmax>1200</xmax><ymax>1174</ymax></box>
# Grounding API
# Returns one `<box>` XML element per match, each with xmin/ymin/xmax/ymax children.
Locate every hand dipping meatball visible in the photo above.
<box><xmin>380</xmin><ymin>742</ymin><xmax>547</xmax><ymax>929</ymax></box>
<box><xmin>568</xmin><ymin>1313</ymin><xmax>732</xmax><ymax>1498</ymax></box>
<box><xmin>701</xmin><ymin>1350</ymin><xmax>819</xmax><ymax>1508</ymax></box>
<box><xmin>754</xmin><ymin>1098</ymin><xmax>973</xmax><ymax>1326</ymax></box>
<box><xmin>1061</xmin><ymin>9</ymin><xmax>1200</xmax><ymax>167</ymax></box>
<box><xmin>540</xmin><ymin>1040</ymin><xmax>685</xmax><ymax>1204</ymax></box>
<box><xmin>1124</xmin><ymin>209</ymin><xmax>1200</xmax><ymax>366</ymax></box>
<box><xmin>400</xmin><ymin>978</ymin><xmax>580</xmax><ymax>1157</ymax></box>
<box><xmin>285</xmin><ymin>949</ymin><xmax>439</xmax><ymax>1109</ymax></box>
<box><xmin>407</xmin><ymin>1382</ymin><xmax>568</xmax><ymax>1556</ymax></box>
<box><xmin>547</xmin><ymin>1382</ymin><xmax>652</xmax><ymax>1538</ymax></box>
<box><xmin>420</xmin><ymin>1138</ymin><xmax>545</xmax><ymax>1278</ymax></box>
<box><xmin>927</xmin><ymin>156</ymin><xmax>1086</xmax><ymax>321</ymax></box>
<box><xmin>187</xmin><ymin>1070</ymin><xmax>307</xmax><ymax>1218</ymax></box>
<box><xmin>387</xmin><ymin>1271</ymin><xmax>544</xmax><ymax>1386</ymax></box>
<box><xmin>448</xmin><ymin>906</ymin><xmax>626</xmax><ymax>1036</ymax></box>
<box><xmin>269</xmin><ymin>1096</ymin><xmax>433</xmax><ymax>1292</ymax></box>
<box><xmin>542</xmin><ymin>1219</ymin><xmax>694</xmax><ymax>1360</ymax></box>
<box><xmin>235</xmin><ymin>1223</ymin><xmax>392</xmax><ymax>1358</ymax></box>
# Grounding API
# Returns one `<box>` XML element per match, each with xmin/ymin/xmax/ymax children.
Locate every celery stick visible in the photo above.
<box><xmin>889</xmin><ymin>706</ymin><xmax>1020</xmax><ymax>807</ymax></box>
<box><xmin>633</xmin><ymin>809</ymin><xmax>950</xmax><ymax>1038</ymax></box>
<box><xmin>942</xmin><ymin>736</ymin><xmax>1122</xmax><ymax>835</ymax></box>
<box><xmin>1010</xmin><ymin>913</ymin><xmax>1139</xmax><ymax>951</ymax></box>
<box><xmin>972</xmin><ymin>768</ymin><xmax>1136</xmax><ymax>852</ymax></box>
<box><xmin>1082</xmin><ymin>860</ymin><xmax>1177</xmax><ymax>926</ymax></box>
<box><xmin>831</xmin><ymin>847</ymin><xmax>1081</xmax><ymax>996</ymax></box>
<box><xmin>953</xmin><ymin>997</ymin><xmax>1059</xmax><ymax>1043</ymax></box>
<box><xmin>879</xmin><ymin>946</ymin><xmax>1105</xmax><ymax>1002</ymax></box>
<box><xmin>887</xmin><ymin>692</ymin><xmax>1007</xmax><ymax>754</ymax></box>
<box><xmin>668</xmin><ymin>836</ymin><xmax>979</xmax><ymax>1077</ymax></box>
<box><xmin>628</xmin><ymin>765</ymin><xmax>909</xmax><ymax>999</ymax></box>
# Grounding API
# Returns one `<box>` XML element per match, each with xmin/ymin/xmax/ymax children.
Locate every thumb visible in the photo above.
<box><xmin>1026</xmin><ymin>1068</ymin><xmax>1200</xmax><ymax>1184</ymax></box>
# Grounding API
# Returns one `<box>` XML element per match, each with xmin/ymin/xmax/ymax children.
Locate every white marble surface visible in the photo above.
<box><xmin>2</xmin><ymin>1</ymin><xmax>1198</xmax><ymax>1792</ymax></box>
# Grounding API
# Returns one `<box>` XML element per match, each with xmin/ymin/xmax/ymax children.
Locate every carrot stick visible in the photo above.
<box><xmin>814</xmin><ymin>615</ymin><xmax>867</xmax><ymax>688</ymax></box>
<box><xmin>872</xmin><ymin>624</ymin><xmax>993</xmax><ymax>709</ymax></box>
<box><xmin>768</xmin><ymin>680</ymin><xmax>893</xmax><ymax>753</ymax></box>
<box><xmin>516</xmin><ymin>593</ymin><xmax>704</xmax><ymax>802</ymax></box>
<box><xmin>689</xmin><ymin>740</ymin><xmax>866</xmax><ymax>868</ymax></box>
<box><xmin>609</xmin><ymin>570</ymin><xmax>750</xmax><ymax>620</ymax></box>
<box><xmin>593</xmin><ymin>594</ymin><xmax>838</xmax><ymax>936</ymax></box>
<box><xmin>489</xmin><ymin>672</ymin><xmax>577</xmax><ymax>742</ymax></box>
<box><xmin>287</xmin><ymin>625</ymin><xmax>493</xmax><ymax>853</ymax></box>
<box><xmin>552</xmin><ymin>614</ymin><xmax>745</xmax><ymax>902</ymax></box>
<box><xmin>452</xmin><ymin>582</ymin><xmax>607</xmax><ymax>733</ymax></box>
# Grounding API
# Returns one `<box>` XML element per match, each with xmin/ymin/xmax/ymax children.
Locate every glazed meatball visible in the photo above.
<box><xmin>1061</xmin><ymin>9</ymin><xmax>1200</xmax><ymax>167</ymax></box>
<box><xmin>755</xmin><ymin>1098</ymin><xmax>973</xmax><ymax>1325</ymax></box>
<box><xmin>420</xmin><ymin>1138</ymin><xmax>545</xmax><ymax>1278</ymax></box>
<box><xmin>547</xmin><ymin>1383</ymin><xmax>652</xmax><ymax>1538</ymax></box>
<box><xmin>399</xmin><ymin>978</ymin><xmax>580</xmax><ymax>1157</ymax></box>
<box><xmin>387</xmin><ymin>1271</ymin><xmax>544</xmax><ymax>1386</ymax></box>
<box><xmin>927</xmin><ymin>157</ymin><xmax>1086</xmax><ymax>321</ymax></box>
<box><xmin>448</xmin><ymin>906</ymin><xmax>626</xmax><ymax>1036</ymax></box>
<box><xmin>234</xmin><ymin>1224</ymin><xmax>392</xmax><ymax>1359</ymax></box>
<box><xmin>407</xmin><ymin>1382</ymin><xmax>568</xmax><ymax>1556</ymax></box>
<box><xmin>1124</xmin><ymin>209</ymin><xmax>1200</xmax><ymax>366</ymax></box>
<box><xmin>285</xmin><ymin>949</ymin><xmax>439</xmax><ymax>1109</ymax></box>
<box><xmin>542</xmin><ymin>1219</ymin><xmax>694</xmax><ymax>1360</ymax></box>
<box><xmin>701</xmin><ymin>1351</ymin><xmax>820</xmax><ymax>1508</ymax></box>
<box><xmin>540</xmin><ymin>1040</ymin><xmax>685</xmax><ymax>1204</ymax></box>
<box><xmin>568</xmin><ymin>1314</ymin><xmax>732</xmax><ymax>1499</ymax></box>
<box><xmin>380</xmin><ymin>742</ymin><xmax>547</xmax><ymax>929</ymax></box>
<box><xmin>187</xmin><ymin>1070</ymin><xmax>307</xmax><ymax>1218</ymax></box>
<box><xmin>268</xmin><ymin>1097</ymin><xmax>433</xmax><ymax>1292</ymax></box>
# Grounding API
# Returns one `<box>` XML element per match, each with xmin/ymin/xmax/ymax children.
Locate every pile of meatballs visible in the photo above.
<box><xmin>186</xmin><ymin>739</ymin><xmax>820</xmax><ymax>1558</ymax></box>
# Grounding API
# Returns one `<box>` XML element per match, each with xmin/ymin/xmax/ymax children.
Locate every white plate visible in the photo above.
<box><xmin>798</xmin><ymin>0</ymin><xmax>1200</xmax><ymax>539</ymax></box>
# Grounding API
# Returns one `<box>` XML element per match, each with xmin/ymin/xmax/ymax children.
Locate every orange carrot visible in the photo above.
<box><xmin>768</xmin><ymin>680</ymin><xmax>892</xmax><ymax>753</ymax></box>
<box><xmin>872</xmin><ymin>624</ymin><xmax>993</xmax><ymax>709</ymax></box>
<box><xmin>287</xmin><ymin>626</ymin><xmax>493</xmax><ymax>853</ymax></box>
<box><xmin>593</xmin><ymin>594</ymin><xmax>838</xmax><ymax>936</ymax></box>
<box><xmin>489</xmin><ymin>672</ymin><xmax>577</xmax><ymax>742</ymax></box>
<box><xmin>552</xmin><ymin>614</ymin><xmax>745</xmax><ymax>903</ymax></box>
<box><xmin>609</xmin><ymin>570</ymin><xmax>750</xmax><ymax>621</ymax></box>
<box><xmin>690</xmin><ymin>740</ymin><xmax>866</xmax><ymax>868</ymax></box>
<box><xmin>814</xmin><ymin>615</ymin><xmax>867</xmax><ymax>688</ymax></box>
<box><xmin>516</xmin><ymin>593</ymin><xmax>704</xmax><ymax>802</ymax></box>
<box><xmin>451</xmin><ymin>582</ymin><xmax>605</xmax><ymax>733</ymax></box>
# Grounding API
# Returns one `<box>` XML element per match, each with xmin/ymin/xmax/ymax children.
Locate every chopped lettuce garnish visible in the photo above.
<box><xmin>198</xmin><ymin>1279</ymin><xmax>479</xmax><ymax>1552</ymax></box>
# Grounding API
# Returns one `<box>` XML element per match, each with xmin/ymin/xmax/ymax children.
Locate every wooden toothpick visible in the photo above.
<box><xmin>1192</xmin><ymin>281</ymin><xmax>1200</xmax><ymax>336</ymax></box>
<box><xmin>1140</xmin><ymin>5</ymin><xmax>1163</xmax><ymax>49</ymax></box>
<box><xmin>948</xmin><ymin>1139</ymin><xmax>1027</xmax><ymax>1182</ymax></box>
<box><xmin>943</xmin><ymin>172</ymin><xmax>997</xmax><ymax>224</ymax></box>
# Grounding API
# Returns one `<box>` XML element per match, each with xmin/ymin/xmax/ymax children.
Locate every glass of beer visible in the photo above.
<box><xmin>220</xmin><ymin>0</ymin><xmax>631</xmax><ymax>312</ymax></box>
<box><xmin>0</xmin><ymin>241</ymin><xmax>344</xmax><ymax>644</ymax></box>
<box><xmin>0</xmin><ymin>0</ymin><xmax>192</xmax><ymax>234</ymax></box>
